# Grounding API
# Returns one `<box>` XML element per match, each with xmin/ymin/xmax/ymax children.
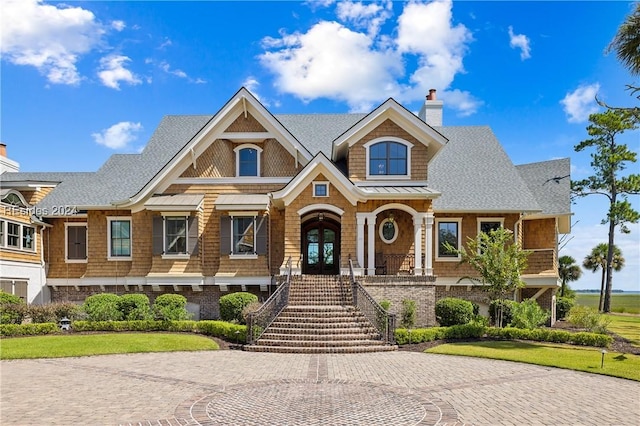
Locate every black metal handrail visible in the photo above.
<box><xmin>246</xmin><ymin>256</ymin><xmax>292</xmax><ymax>345</ymax></box>
<box><xmin>348</xmin><ymin>259</ymin><xmax>396</xmax><ymax>344</ymax></box>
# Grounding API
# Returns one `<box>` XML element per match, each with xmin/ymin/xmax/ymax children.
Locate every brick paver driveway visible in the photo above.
<box><xmin>1</xmin><ymin>350</ymin><xmax>639</xmax><ymax>425</ymax></box>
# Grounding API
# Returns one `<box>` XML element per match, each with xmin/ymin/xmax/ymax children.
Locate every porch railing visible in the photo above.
<box><xmin>349</xmin><ymin>258</ymin><xmax>396</xmax><ymax>344</ymax></box>
<box><xmin>246</xmin><ymin>256</ymin><xmax>292</xmax><ymax>345</ymax></box>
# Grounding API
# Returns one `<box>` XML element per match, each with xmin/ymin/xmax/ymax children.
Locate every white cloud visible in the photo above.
<box><xmin>111</xmin><ymin>20</ymin><xmax>126</xmax><ymax>31</ymax></box>
<box><xmin>160</xmin><ymin>61</ymin><xmax>187</xmax><ymax>78</ymax></box>
<box><xmin>336</xmin><ymin>0</ymin><xmax>393</xmax><ymax>35</ymax></box>
<box><xmin>92</xmin><ymin>122</ymin><xmax>143</xmax><ymax>150</ymax></box>
<box><xmin>97</xmin><ymin>55</ymin><xmax>142</xmax><ymax>90</ymax></box>
<box><xmin>260</xmin><ymin>0</ymin><xmax>474</xmax><ymax>114</ymax></box>
<box><xmin>508</xmin><ymin>26</ymin><xmax>531</xmax><ymax>60</ymax></box>
<box><xmin>560</xmin><ymin>83</ymin><xmax>601</xmax><ymax>123</ymax></box>
<box><xmin>0</xmin><ymin>0</ymin><xmax>105</xmax><ymax>85</ymax></box>
<box><xmin>441</xmin><ymin>89</ymin><xmax>483</xmax><ymax>117</ymax></box>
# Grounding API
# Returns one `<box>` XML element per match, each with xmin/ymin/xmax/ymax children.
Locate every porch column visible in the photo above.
<box><xmin>366</xmin><ymin>213</ymin><xmax>376</xmax><ymax>275</ymax></box>
<box><xmin>424</xmin><ymin>212</ymin><xmax>434</xmax><ymax>276</ymax></box>
<box><xmin>356</xmin><ymin>214</ymin><xmax>366</xmax><ymax>270</ymax></box>
<box><xmin>413</xmin><ymin>214</ymin><xmax>426</xmax><ymax>275</ymax></box>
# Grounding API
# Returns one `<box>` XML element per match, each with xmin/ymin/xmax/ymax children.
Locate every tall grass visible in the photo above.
<box><xmin>575</xmin><ymin>293</ymin><xmax>640</xmax><ymax>315</ymax></box>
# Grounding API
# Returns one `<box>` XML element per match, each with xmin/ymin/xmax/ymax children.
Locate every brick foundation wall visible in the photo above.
<box><xmin>360</xmin><ymin>276</ymin><xmax>436</xmax><ymax>327</ymax></box>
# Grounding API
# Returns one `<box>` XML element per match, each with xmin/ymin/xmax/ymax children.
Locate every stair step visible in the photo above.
<box><xmin>260</xmin><ymin>332</ymin><xmax>381</xmax><ymax>341</ymax></box>
<box><xmin>268</xmin><ymin>325</ymin><xmax>376</xmax><ymax>333</ymax></box>
<box><xmin>244</xmin><ymin>345</ymin><xmax>396</xmax><ymax>354</ymax></box>
<box><xmin>255</xmin><ymin>338</ymin><xmax>387</xmax><ymax>348</ymax></box>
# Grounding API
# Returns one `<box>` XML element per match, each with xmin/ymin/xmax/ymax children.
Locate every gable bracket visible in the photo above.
<box><xmin>242</xmin><ymin>97</ymin><xmax>247</xmax><ymax>118</ymax></box>
<box><xmin>190</xmin><ymin>148</ymin><xmax>197</xmax><ymax>170</ymax></box>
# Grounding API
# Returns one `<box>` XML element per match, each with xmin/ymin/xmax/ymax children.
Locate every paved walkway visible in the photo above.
<box><xmin>1</xmin><ymin>350</ymin><xmax>639</xmax><ymax>425</ymax></box>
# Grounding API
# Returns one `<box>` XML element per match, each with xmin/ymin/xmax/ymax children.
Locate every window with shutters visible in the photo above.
<box><xmin>65</xmin><ymin>223</ymin><xmax>87</xmax><ymax>263</ymax></box>
<box><xmin>152</xmin><ymin>214</ymin><xmax>199</xmax><ymax>259</ymax></box>
<box><xmin>220</xmin><ymin>213</ymin><xmax>267</xmax><ymax>259</ymax></box>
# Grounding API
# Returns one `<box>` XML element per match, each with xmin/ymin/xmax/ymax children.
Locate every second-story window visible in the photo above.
<box><xmin>365</xmin><ymin>139</ymin><xmax>412</xmax><ymax>178</ymax></box>
<box><xmin>234</xmin><ymin>144</ymin><xmax>262</xmax><ymax>177</ymax></box>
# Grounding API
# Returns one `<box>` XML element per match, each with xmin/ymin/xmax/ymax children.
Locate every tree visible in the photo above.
<box><xmin>573</xmin><ymin>109</ymin><xmax>639</xmax><ymax>312</ymax></box>
<box><xmin>602</xmin><ymin>3</ymin><xmax>640</xmax><ymax>113</ymax></box>
<box><xmin>582</xmin><ymin>243</ymin><xmax>625</xmax><ymax>312</ymax></box>
<box><xmin>444</xmin><ymin>227</ymin><xmax>530</xmax><ymax>326</ymax></box>
<box><xmin>558</xmin><ymin>255</ymin><xmax>582</xmax><ymax>298</ymax></box>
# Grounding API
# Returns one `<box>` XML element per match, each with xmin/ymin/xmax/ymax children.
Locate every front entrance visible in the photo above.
<box><xmin>302</xmin><ymin>218</ymin><xmax>340</xmax><ymax>275</ymax></box>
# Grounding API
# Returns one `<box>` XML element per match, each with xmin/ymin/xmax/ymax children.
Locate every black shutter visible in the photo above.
<box><xmin>220</xmin><ymin>215</ymin><xmax>231</xmax><ymax>255</ymax></box>
<box><xmin>152</xmin><ymin>216</ymin><xmax>164</xmax><ymax>255</ymax></box>
<box><xmin>255</xmin><ymin>215</ymin><xmax>267</xmax><ymax>255</ymax></box>
<box><xmin>78</xmin><ymin>226</ymin><xmax>87</xmax><ymax>259</ymax></box>
<box><xmin>188</xmin><ymin>216</ymin><xmax>199</xmax><ymax>256</ymax></box>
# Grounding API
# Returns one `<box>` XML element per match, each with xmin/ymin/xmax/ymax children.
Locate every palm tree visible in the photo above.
<box><xmin>558</xmin><ymin>255</ymin><xmax>582</xmax><ymax>297</ymax></box>
<box><xmin>607</xmin><ymin>3</ymin><xmax>640</xmax><ymax>76</ymax></box>
<box><xmin>583</xmin><ymin>243</ymin><xmax>625</xmax><ymax>312</ymax></box>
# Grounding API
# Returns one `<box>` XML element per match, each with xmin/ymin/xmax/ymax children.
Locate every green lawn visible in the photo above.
<box><xmin>575</xmin><ymin>293</ymin><xmax>640</xmax><ymax>314</ymax></box>
<box><xmin>0</xmin><ymin>333</ymin><xmax>219</xmax><ymax>360</ymax></box>
<box><xmin>606</xmin><ymin>314</ymin><xmax>640</xmax><ymax>346</ymax></box>
<box><xmin>426</xmin><ymin>340</ymin><xmax>640</xmax><ymax>381</ymax></box>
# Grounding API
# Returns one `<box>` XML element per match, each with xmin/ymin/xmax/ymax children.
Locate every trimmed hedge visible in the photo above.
<box><xmin>0</xmin><ymin>291</ymin><xmax>27</xmax><ymax>324</ymax></box>
<box><xmin>435</xmin><ymin>298</ymin><xmax>474</xmax><ymax>326</ymax></box>
<box><xmin>153</xmin><ymin>294</ymin><xmax>191</xmax><ymax>321</ymax></box>
<box><xmin>83</xmin><ymin>293</ymin><xmax>122</xmax><ymax>322</ymax></box>
<box><xmin>395</xmin><ymin>325</ymin><xmax>613</xmax><ymax>348</ymax></box>
<box><xmin>118</xmin><ymin>294</ymin><xmax>152</xmax><ymax>321</ymax></box>
<box><xmin>219</xmin><ymin>292</ymin><xmax>258</xmax><ymax>324</ymax></box>
<box><xmin>0</xmin><ymin>323</ymin><xmax>60</xmax><ymax>337</ymax></box>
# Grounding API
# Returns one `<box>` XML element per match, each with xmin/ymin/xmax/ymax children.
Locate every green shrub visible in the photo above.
<box><xmin>509</xmin><ymin>299</ymin><xmax>550</xmax><ymax>330</ymax></box>
<box><xmin>153</xmin><ymin>294</ymin><xmax>190</xmax><ymax>321</ymax></box>
<box><xmin>395</xmin><ymin>327</ymin><xmax>445</xmax><ymax>345</ymax></box>
<box><xmin>379</xmin><ymin>300</ymin><xmax>391</xmax><ymax>311</ymax></box>
<box><xmin>0</xmin><ymin>291</ymin><xmax>27</xmax><ymax>324</ymax></box>
<box><xmin>166</xmin><ymin>320</ymin><xmax>197</xmax><ymax>332</ymax></box>
<box><xmin>567</xmin><ymin>305</ymin><xmax>609</xmax><ymax>333</ymax></box>
<box><xmin>219</xmin><ymin>292</ymin><xmax>258</xmax><ymax>324</ymax></box>
<box><xmin>28</xmin><ymin>304</ymin><xmax>57</xmax><ymax>323</ymax></box>
<box><xmin>71</xmin><ymin>320</ymin><xmax>166</xmax><ymax>332</ymax></box>
<box><xmin>441</xmin><ymin>323</ymin><xmax>486</xmax><ymax>339</ymax></box>
<box><xmin>83</xmin><ymin>293</ymin><xmax>122</xmax><ymax>322</ymax></box>
<box><xmin>196</xmin><ymin>320</ymin><xmax>247</xmax><ymax>342</ymax></box>
<box><xmin>0</xmin><ymin>323</ymin><xmax>60</xmax><ymax>337</ymax></box>
<box><xmin>435</xmin><ymin>298</ymin><xmax>474</xmax><ymax>326</ymax></box>
<box><xmin>489</xmin><ymin>299</ymin><xmax>518</xmax><ymax>327</ymax></box>
<box><xmin>400</xmin><ymin>299</ymin><xmax>417</xmax><ymax>329</ymax></box>
<box><xmin>118</xmin><ymin>294</ymin><xmax>152</xmax><ymax>320</ymax></box>
<box><xmin>241</xmin><ymin>301</ymin><xmax>262</xmax><ymax>324</ymax></box>
<box><xmin>570</xmin><ymin>331</ymin><xmax>612</xmax><ymax>347</ymax></box>
<box><xmin>555</xmin><ymin>296</ymin><xmax>575</xmax><ymax>320</ymax></box>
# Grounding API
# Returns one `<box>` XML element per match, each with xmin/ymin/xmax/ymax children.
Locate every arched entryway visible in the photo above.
<box><xmin>302</xmin><ymin>215</ymin><xmax>341</xmax><ymax>275</ymax></box>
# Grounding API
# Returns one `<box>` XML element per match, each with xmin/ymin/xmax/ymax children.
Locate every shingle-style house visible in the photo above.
<box><xmin>0</xmin><ymin>87</ymin><xmax>570</xmax><ymax>329</ymax></box>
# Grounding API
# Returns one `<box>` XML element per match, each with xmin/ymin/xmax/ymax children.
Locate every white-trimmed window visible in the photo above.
<box><xmin>65</xmin><ymin>223</ymin><xmax>87</xmax><ymax>262</ymax></box>
<box><xmin>379</xmin><ymin>218</ymin><xmax>398</xmax><ymax>244</ymax></box>
<box><xmin>313</xmin><ymin>182</ymin><xmax>329</xmax><ymax>198</ymax></box>
<box><xmin>234</xmin><ymin>144</ymin><xmax>262</xmax><ymax>177</ymax></box>
<box><xmin>436</xmin><ymin>218</ymin><xmax>462</xmax><ymax>260</ymax></box>
<box><xmin>1</xmin><ymin>221</ymin><xmax>35</xmax><ymax>252</ymax></box>
<box><xmin>107</xmin><ymin>217</ymin><xmax>132</xmax><ymax>260</ymax></box>
<box><xmin>152</xmin><ymin>214</ymin><xmax>199</xmax><ymax>258</ymax></box>
<box><xmin>220</xmin><ymin>213</ymin><xmax>267</xmax><ymax>259</ymax></box>
<box><xmin>477</xmin><ymin>218</ymin><xmax>504</xmax><ymax>236</ymax></box>
<box><xmin>364</xmin><ymin>137</ymin><xmax>413</xmax><ymax>179</ymax></box>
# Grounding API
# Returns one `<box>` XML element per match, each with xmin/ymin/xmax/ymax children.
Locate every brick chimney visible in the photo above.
<box><xmin>0</xmin><ymin>143</ymin><xmax>6</xmax><ymax>157</ymax></box>
<box><xmin>418</xmin><ymin>89</ymin><xmax>443</xmax><ymax>127</ymax></box>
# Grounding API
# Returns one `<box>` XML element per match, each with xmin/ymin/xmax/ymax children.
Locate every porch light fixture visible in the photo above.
<box><xmin>318</xmin><ymin>212</ymin><xmax>324</xmax><ymax>222</ymax></box>
<box><xmin>388</xmin><ymin>213</ymin><xmax>395</xmax><ymax>223</ymax></box>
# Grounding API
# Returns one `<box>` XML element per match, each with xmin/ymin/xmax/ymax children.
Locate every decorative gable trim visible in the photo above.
<box><xmin>332</xmin><ymin>98</ymin><xmax>447</xmax><ymax>161</ymax></box>
<box><xmin>271</xmin><ymin>154</ymin><xmax>363</xmax><ymax>208</ymax></box>
<box><xmin>117</xmin><ymin>87</ymin><xmax>313</xmax><ymax>208</ymax></box>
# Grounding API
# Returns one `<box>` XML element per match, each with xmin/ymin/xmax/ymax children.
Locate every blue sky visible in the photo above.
<box><xmin>1</xmin><ymin>0</ymin><xmax>638</xmax><ymax>291</ymax></box>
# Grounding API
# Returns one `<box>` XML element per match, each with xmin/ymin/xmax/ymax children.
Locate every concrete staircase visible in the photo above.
<box><xmin>245</xmin><ymin>275</ymin><xmax>396</xmax><ymax>354</ymax></box>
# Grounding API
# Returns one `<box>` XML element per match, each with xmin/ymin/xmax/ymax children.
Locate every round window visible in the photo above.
<box><xmin>379</xmin><ymin>218</ymin><xmax>398</xmax><ymax>244</ymax></box>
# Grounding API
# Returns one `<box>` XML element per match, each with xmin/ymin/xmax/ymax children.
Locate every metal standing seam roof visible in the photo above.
<box><xmin>214</xmin><ymin>194</ymin><xmax>271</xmax><ymax>210</ymax></box>
<box><xmin>144</xmin><ymin>193</ymin><xmax>205</xmax><ymax>211</ymax></box>
<box><xmin>358</xmin><ymin>186</ymin><xmax>439</xmax><ymax>196</ymax></box>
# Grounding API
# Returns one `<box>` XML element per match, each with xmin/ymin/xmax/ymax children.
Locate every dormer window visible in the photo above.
<box><xmin>234</xmin><ymin>144</ymin><xmax>262</xmax><ymax>177</ymax></box>
<box><xmin>364</xmin><ymin>138</ymin><xmax>412</xmax><ymax>179</ymax></box>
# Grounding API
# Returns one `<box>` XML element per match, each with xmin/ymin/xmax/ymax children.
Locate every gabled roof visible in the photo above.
<box><xmin>331</xmin><ymin>98</ymin><xmax>447</xmax><ymax>161</ymax></box>
<box><xmin>429</xmin><ymin>126</ymin><xmax>541</xmax><ymax>213</ymax></box>
<box><xmin>516</xmin><ymin>158</ymin><xmax>571</xmax><ymax>216</ymax></box>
